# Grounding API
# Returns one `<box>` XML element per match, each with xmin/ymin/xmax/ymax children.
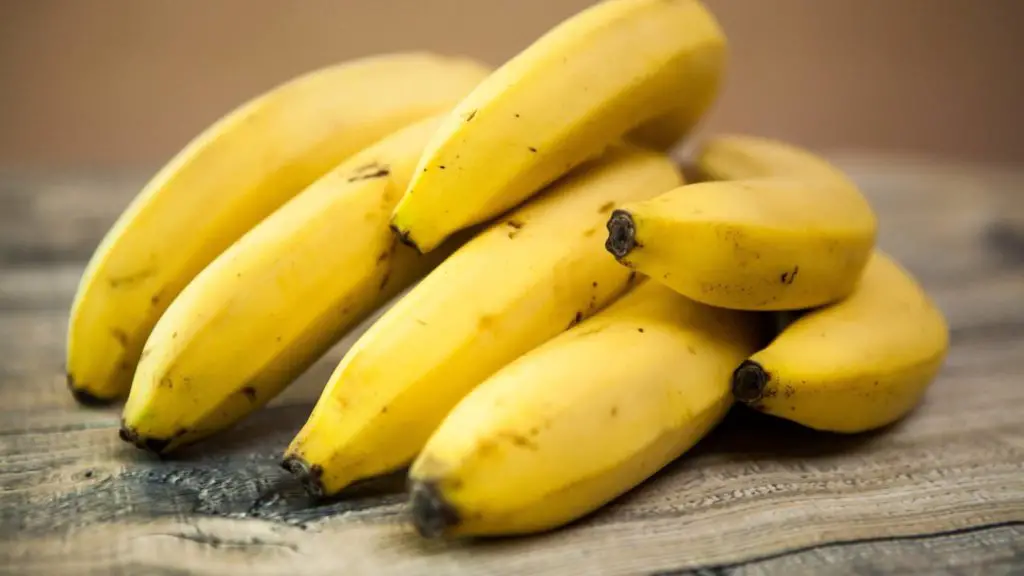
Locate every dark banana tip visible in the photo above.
<box><xmin>408</xmin><ymin>479</ymin><xmax>460</xmax><ymax>539</ymax></box>
<box><xmin>280</xmin><ymin>456</ymin><xmax>326</xmax><ymax>500</ymax></box>
<box><xmin>732</xmin><ymin>360</ymin><xmax>769</xmax><ymax>404</ymax></box>
<box><xmin>389</xmin><ymin>222</ymin><xmax>423</xmax><ymax>254</ymax></box>
<box><xmin>118</xmin><ymin>421</ymin><xmax>173</xmax><ymax>455</ymax></box>
<box><xmin>66</xmin><ymin>373</ymin><xmax>117</xmax><ymax>407</ymax></box>
<box><xmin>605</xmin><ymin>209</ymin><xmax>638</xmax><ymax>259</ymax></box>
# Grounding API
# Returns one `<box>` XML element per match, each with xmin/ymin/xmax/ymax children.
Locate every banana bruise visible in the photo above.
<box><xmin>120</xmin><ymin>116</ymin><xmax>460</xmax><ymax>454</ymax></box>
<box><xmin>391</xmin><ymin>0</ymin><xmax>726</xmax><ymax>253</ymax></box>
<box><xmin>605</xmin><ymin>134</ymin><xmax>878</xmax><ymax>311</ymax></box>
<box><xmin>732</xmin><ymin>251</ymin><xmax>950</xmax><ymax>433</ymax></box>
<box><xmin>282</xmin><ymin>145</ymin><xmax>683</xmax><ymax>498</ymax></box>
<box><xmin>66</xmin><ymin>53</ymin><xmax>490</xmax><ymax>403</ymax></box>
<box><xmin>408</xmin><ymin>281</ymin><xmax>765</xmax><ymax>538</ymax></box>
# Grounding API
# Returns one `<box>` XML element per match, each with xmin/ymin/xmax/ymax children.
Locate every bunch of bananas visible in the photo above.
<box><xmin>67</xmin><ymin>0</ymin><xmax>949</xmax><ymax>539</ymax></box>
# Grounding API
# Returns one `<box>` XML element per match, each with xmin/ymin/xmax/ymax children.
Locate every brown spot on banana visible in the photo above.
<box><xmin>107</xmin><ymin>268</ymin><xmax>156</xmax><ymax>289</ymax></box>
<box><xmin>498</xmin><ymin>431</ymin><xmax>538</xmax><ymax>450</ymax></box>
<box><xmin>568</xmin><ymin>311</ymin><xmax>584</xmax><ymax>328</ymax></box>
<box><xmin>240</xmin><ymin>386</ymin><xmax>257</xmax><ymax>402</ymax></box>
<box><xmin>780</xmin><ymin>266</ymin><xmax>800</xmax><ymax>285</ymax></box>
<box><xmin>347</xmin><ymin>162</ymin><xmax>391</xmax><ymax>182</ymax></box>
<box><xmin>478</xmin><ymin>314</ymin><xmax>496</xmax><ymax>330</ymax></box>
<box><xmin>506</xmin><ymin>220</ymin><xmax>524</xmax><ymax>239</ymax></box>
<box><xmin>110</xmin><ymin>328</ymin><xmax>129</xmax><ymax>348</ymax></box>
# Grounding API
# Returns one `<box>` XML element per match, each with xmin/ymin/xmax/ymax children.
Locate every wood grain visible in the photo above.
<box><xmin>1</xmin><ymin>155</ymin><xmax>1022</xmax><ymax>575</ymax></box>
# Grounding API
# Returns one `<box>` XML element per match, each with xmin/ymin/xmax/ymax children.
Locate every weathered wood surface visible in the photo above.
<box><xmin>1</xmin><ymin>155</ymin><xmax>1023</xmax><ymax>575</ymax></box>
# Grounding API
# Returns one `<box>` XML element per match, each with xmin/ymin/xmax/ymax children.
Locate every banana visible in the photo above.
<box><xmin>282</xmin><ymin>145</ymin><xmax>682</xmax><ymax>498</ymax></box>
<box><xmin>390</xmin><ymin>0</ymin><xmax>726</xmax><ymax>253</ymax></box>
<box><xmin>407</xmin><ymin>280</ymin><xmax>764</xmax><ymax>538</ymax></box>
<box><xmin>626</xmin><ymin>69</ymin><xmax>723</xmax><ymax>152</ymax></box>
<box><xmin>696</xmin><ymin>133</ymin><xmax>859</xmax><ymax>184</ymax></box>
<box><xmin>605</xmin><ymin>134</ymin><xmax>878</xmax><ymax>310</ymax></box>
<box><xmin>732</xmin><ymin>251</ymin><xmax>950</xmax><ymax>433</ymax></box>
<box><xmin>66</xmin><ymin>53</ymin><xmax>489</xmax><ymax>404</ymax></box>
<box><xmin>119</xmin><ymin>117</ymin><xmax>458</xmax><ymax>454</ymax></box>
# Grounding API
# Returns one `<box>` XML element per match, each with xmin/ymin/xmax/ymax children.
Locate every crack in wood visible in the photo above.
<box><xmin>652</xmin><ymin>520</ymin><xmax>1024</xmax><ymax>575</ymax></box>
<box><xmin>145</xmin><ymin>524</ymin><xmax>300</xmax><ymax>552</ymax></box>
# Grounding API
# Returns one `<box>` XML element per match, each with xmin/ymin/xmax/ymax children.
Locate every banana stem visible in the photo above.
<box><xmin>731</xmin><ymin>360</ymin><xmax>769</xmax><ymax>403</ymax></box>
<box><xmin>66</xmin><ymin>374</ymin><xmax>117</xmax><ymax>406</ymax></box>
<box><xmin>408</xmin><ymin>480</ymin><xmax>461</xmax><ymax>538</ymax></box>
<box><xmin>280</xmin><ymin>456</ymin><xmax>327</xmax><ymax>500</ymax></box>
<box><xmin>605</xmin><ymin>210</ymin><xmax>638</xmax><ymax>259</ymax></box>
<box><xmin>118</xmin><ymin>422</ymin><xmax>174</xmax><ymax>455</ymax></box>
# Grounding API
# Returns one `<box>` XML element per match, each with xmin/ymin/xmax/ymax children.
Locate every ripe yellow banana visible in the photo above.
<box><xmin>66</xmin><ymin>53</ymin><xmax>489</xmax><ymax>404</ymax></box>
<box><xmin>390</xmin><ymin>0</ymin><xmax>726</xmax><ymax>253</ymax></box>
<box><xmin>732</xmin><ymin>251</ymin><xmax>950</xmax><ymax>433</ymax></box>
<box><xmin>283</xmin><ymin>145</ymin><xmax>682</xmax><ymax>498</ymax></box>
<box><xmin>119</xmin><ymin>117</ymin><xmax>458</xmax><ymax>454</ymax></box>
<box><xmin>605</xmin><ymin>134</ymin><xmax>878</xmax><ymax>310</ymax></box>
<box><xmin>407</xmin><ymin>280</ymin><xmax>764</xmax><ymax>538</ymax></box>
<box><xmin>696</xmin><ymin>133</ymin><xmax>859</xmax><ymax>184</ymax></box>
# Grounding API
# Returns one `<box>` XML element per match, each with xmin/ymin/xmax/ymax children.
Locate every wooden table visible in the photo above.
<box><xmin>1</xmin><ymin>155</ymin><xmax>1022</xmax><ymax>575</ymax></box>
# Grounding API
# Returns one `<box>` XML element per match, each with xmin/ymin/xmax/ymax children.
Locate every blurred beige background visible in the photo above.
<box><xmin>1</xmin><ymin>0</ymin><xmax>1022</xmax><ymax>169</ymax></box>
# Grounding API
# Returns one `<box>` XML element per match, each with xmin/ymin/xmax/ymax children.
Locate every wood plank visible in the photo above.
<box><xmin>662</xmin><ymin>522</ymin><xmax>1024</xmax><ymax>576</ymax></box>
<box><xmin>0</xmin><ymin>169</ymin><xmax>143</xmax><ymax>264</ymax></box>
<box><xmin>1</xmin><ymin>158</ymin><xmax>1023</xmax><ymax>574</ymax></box>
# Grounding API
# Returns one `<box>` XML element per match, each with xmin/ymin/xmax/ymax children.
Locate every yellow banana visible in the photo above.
<box><xmin>390</xmin><ymin>0</ymin><xmax>726</xmax><ymax>253</ymax></box>
<box><xmin>119</xmin><ymin>117</ymin><xmax>458</xmax><ymax>454</ymax></box>
<box><xmin>605</xmin><ymin>134</ymin><xmax>878</xmax><ymax>310</ymax></box>
<box><xmin>696</xmin><ymin>133</ymin><xmax>859</xmax><ymax>183</ymax></box>
<box><xmin>283</xmin><ymin>145</ymin><xmax>682</xmax><ymax>498</ymax></box>
<box><xmin>732</xmin><ymin>251</ymin><xmax>950</xmax><ymax>433</ymax></box>
<box><xmin>408</xmin><ymin>280</ymin><xmax>764</xmax><ymax>538</ymax></box>
<box><xmin>66</xmin><ymin>53</ymin><xmax>489</xmax><ymax>404</ymax></box>
<box><xmin>626</xmin><ymin>68</ymin><xmax>724</xmax><ymax>152</ymax></box>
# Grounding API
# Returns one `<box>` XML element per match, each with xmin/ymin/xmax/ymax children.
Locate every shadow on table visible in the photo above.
<box><xmin>689</xmin><ymin>403</ymin><xmax>902</xmax><ymax>460</ymax></box>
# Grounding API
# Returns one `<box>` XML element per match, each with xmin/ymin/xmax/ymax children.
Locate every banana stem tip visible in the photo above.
<box><xmin>66</xmin><ymin>373</ymin><xmax>118</xmax><ymax>407</ymax></box>
<box><xmin>389</xmin><ymin>222</ymin><xmax>424</xmax><ymax>254</ymax></box>
<box><xmin>605</xmin><ymin>210</ymin><xmax>638</xmax><ymax>259</ymax></box>
<box><xmin>117</xmin><ymin>422</ymin><xmax>173</xmax><ymax>455</ymax></box>
<box><xmin>408</xmin><ymin>480</ymin><xmax>460</xmax><ymax>539</ymax></box>
<box><xmin>280</xmin><ymin>456</ymin><xmax>326</xmax><ymax>500</ymax></box>
<box><xmin>732</xmin><ymin>360</ymin><xmax>769</xmax><ymax>403</ymax></box>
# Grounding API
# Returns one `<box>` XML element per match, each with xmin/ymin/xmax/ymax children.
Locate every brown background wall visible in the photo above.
<box><xmin>1</xmin><ymin>0</ymin><xmax>1022</xmax><ymax>169</ymax></box>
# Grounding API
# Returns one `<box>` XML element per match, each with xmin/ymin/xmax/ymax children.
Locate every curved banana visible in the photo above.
<box><xmin>119</xmin><ymin>117</ymin><xmax>457</xmax><ymax>454</ymax></box>
<box><xmin>732</xmin><ymin>251</ymin><xmax>950</xmax><ymax>433</ymax></box>
<box><xmin>390</xmin><ymin>0</ymin><xmax>726</xmax><ymax>253</ymax></box>
<box><xmin>407</xmin><ymin>281</ymin><xmax>764</xmax><ymax>538</ymax></box>
<box><xmin>696</xmin><ymin>133</ymin><xmax>858</xmax><ymax>184</ymax></box>
<box><xmin>605</xmin><ymin>134</ymin><xmax>878</xmax><ymax>310</ymax></box>
<box><xmin>282</xmin><ymin>145</ymin><xmax>682</xmax><ymax>498</ymax></box>
<box><xmin>66</xmin><ymin>53</ymin><xmax>489</xmax><ymax>404</ymax></box>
